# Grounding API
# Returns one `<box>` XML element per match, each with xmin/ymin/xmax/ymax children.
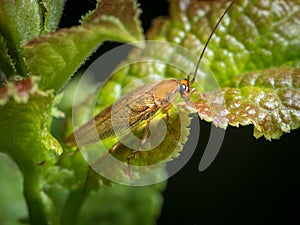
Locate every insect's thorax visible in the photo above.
<box><xmin>153</xmin><ymin>79</ymin><xmax>180</xmax><ymax>107</ymax></box>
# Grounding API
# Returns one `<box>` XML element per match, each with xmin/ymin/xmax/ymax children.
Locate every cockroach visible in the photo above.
<box><xmin>65</xmin><ymin>0</ymin><xmax>235</xmax><ymax>163</ymax></box>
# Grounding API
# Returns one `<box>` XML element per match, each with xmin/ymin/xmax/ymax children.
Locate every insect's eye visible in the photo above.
<box><xmin>179</xmin><ymin>84</ymin><xmax>187</xmax><ymax>95</ymax></box>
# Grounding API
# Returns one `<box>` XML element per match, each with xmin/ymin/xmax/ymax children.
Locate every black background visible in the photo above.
<box><xmin>60</xmin><ymin>1</ymin><xmax>300</xmax><ymax>225</ymax></box>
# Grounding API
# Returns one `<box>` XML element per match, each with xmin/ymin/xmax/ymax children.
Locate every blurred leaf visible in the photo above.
<box><xmin>77</xmin><ymin>184</ymin><xmax>165</xmax><ymax>225</ymax></box>
<box><xmin>0</xmin><ymin>154</ymin><xmax>27</xmax><ymax>225</ymax></box>
<box><xmin>22</xmin><ymin>0</ymin><xmax>143</xmax><ymax>92</ymax></box>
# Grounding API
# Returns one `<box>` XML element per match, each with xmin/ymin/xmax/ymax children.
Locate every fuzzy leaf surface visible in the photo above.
<box><xmin>22</xmin><ymin>0</ymin><xmax>143</xmax><ymax>92</ymax></box>
<box><xmin>145</xmin><ymin>0</ymin><xmax>300</xmax><ymax>139</ymax></box>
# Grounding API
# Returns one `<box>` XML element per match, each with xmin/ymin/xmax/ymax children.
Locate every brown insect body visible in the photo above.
<box><xmin>65</xmin><ymin>0</ymin><xmax>235</xmax><ymax>153</ymax></box>
<box><xmin>65</xmin><ymin>78</ymin><xmax>190</xmax><ymax>147</ymax></box>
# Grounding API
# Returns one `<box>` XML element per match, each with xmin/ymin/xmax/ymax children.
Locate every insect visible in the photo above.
<box><xmin>65</xmin><ymin>0</ymin><xmax>235</xmax><ymax>164</ymax></box>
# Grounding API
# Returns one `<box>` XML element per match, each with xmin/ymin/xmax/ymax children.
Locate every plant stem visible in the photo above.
<box><xmin>60</xmin><ymin>191</ymin><xmax>86</xmax><ymax>225</ymax></box>
<box><xmin>22</xmin><ymin>161</ymin><xmax>49</xmax><ymax>225</ymax></box>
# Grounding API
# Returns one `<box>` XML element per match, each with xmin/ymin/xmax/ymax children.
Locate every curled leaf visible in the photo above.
<box><xmin>0</xmin><ymin>77</ymin><xmax>62</xmax><ymax>161</ymax></box>
<box><xmin>0</xmin><ymin>76</ymin><xmax>39</xmax><ymax>104</ymax></box>
<box><xmin>195</xmin><ymin>67</ymin><xmax>300</xmax><ymax>139</ymax></box>
<box><xmin>22</xmin><ymin>0</ymin><xmax>143</xmax><ymax>92</ymax></box>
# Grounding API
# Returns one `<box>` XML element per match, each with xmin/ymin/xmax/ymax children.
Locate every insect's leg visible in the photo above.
<box><xmin>109</xmin><ymin>140</ymin><xmax>122</xmax><ymax>153</ymax></box>
<box><xmin>163</xmin><ymin>110</ymin><xmax>178</xmax><ymax>143</ymax></box>
<box><xmin>90</xmin><ymin>132</ymin><xmax>132</xmax><ymax>169</ymax></box>
<box><xmin>190</xmin><ymin>88</ymin><xmax>201</xmax><ymax>95</ymax></box>
<box><xmin>126</xmin><ymin>120</ymin><xmax>151</xmax><ymax>165</ymax></box>
<box><xmin>140</xmin><ymin>120</ymin><xmax>151</xmax><ymax>147</ymax></box>
<box><xmin>165</xmin><ymin>110</ymin><xmax>170</xmax><ymax>124</ymax></box>
<box><xmin>181</xmin><ymin>88</ymin><xmax>203</xmax><ymax>111</ymax></box>
<box><xmin>164</xmin><ymin>110</ymin><xmax>171</xmax><ymax>134</ymax></box>
<box><xmin>161</xmin><ymin>106</ymin><xmax>176</xmax><ymax>138</ymax></box>
<box><xmin>107</xmin><ymin>130</ymin><xmax>134</xmax><ymax>154</ymax></box>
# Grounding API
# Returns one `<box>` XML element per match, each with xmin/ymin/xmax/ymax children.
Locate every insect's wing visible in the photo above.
<box><xmin>64</xmin><ymin>106</ymin><xmax>113</xmax><ymax>147</ymax></box>
<box><xmin>65</xmin><ymin>81</ymin><xmax>163</xmax><ymax>147</ymax></box>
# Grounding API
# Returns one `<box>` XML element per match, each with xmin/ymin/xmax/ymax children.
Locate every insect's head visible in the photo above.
<box><xmin>179</xmin><ymin>78</ymin><xmax>190</xmax><ymax>98</ymax></box>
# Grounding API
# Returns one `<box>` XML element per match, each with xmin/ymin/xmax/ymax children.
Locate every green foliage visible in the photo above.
<box><xmin>0</xmin><ymin>0</ymin><xmax>300</xmax><ymax>225</ymax></box>
<box><xmin>0</xmin><ymin>154</ymin><xmax>27</xmax><ymax>225</ymax></box>
<box><xmin>22</xmin><ymin>0</ymin><xmax>143</xmax><ymax>92</ymax></box>
<box><xmin>196</xmin><ymin>67</ymin><xmax>300</xmax><ymax>139</ymax></box>
<box><xmin>0</xmin><ymin>0</ymin><xmax>66</xmax><ymax>77</ymax></box>
<box><xmin>139</xmin><ymin>0</ymin><xmax>300</xmax><ymax>139</ymax></box>
<box><xmin>77</xmin><ymin>184</ymin><xmax>164</xmax><ymax>225</ymax></box>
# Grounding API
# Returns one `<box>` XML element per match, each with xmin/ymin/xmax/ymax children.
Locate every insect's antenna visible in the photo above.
<box><xmin>190</xmin><ymin>0</ymin><xmax>235</xmax><ymax>85</ymax></box>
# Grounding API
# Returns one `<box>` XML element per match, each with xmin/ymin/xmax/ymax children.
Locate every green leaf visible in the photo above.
<box><xmin>77</xmin><ymin>184</ymin><xmax>165</xmax><ymax>225</ymax></box>
<box><xmin>62</xmin><ymin>1</ymin><xmax>300</xmax><ymax>185</ymax></box>
<box><xmin>0</xmin><ymin>35</ymin><xmax>16</xmax><ymax>77</ymax></box>
<box><xmin>0</xmin><ymin>76</ymin><xmax>62</xmax><ymax>162</ymax></box>
<box><xmin>148</xmin><ymin>0</ymin><xmax>300</xmax><ymax>83</ymax></box>
<box><xmin>22</xmin><ymin>0</ymin><xmax>143</xmax><ymax>92</ymax></box>
<box><xmin>145</xmin><ymin>0</ymin><xmax>300</xmax><ymax>139</ymax></box>
<box><xmin>0</xmin><ymin>154</ymin><xmax>27</xmax><ymax>225</ymax></box>
<box><xmin>60</xmin><ymin>1</ymin><xmax>300</xmax><ymax>221</ymax></box>
<box><xmin>0</xmin><ymin>0</ymin><xmax>41</xmax><ymax>77</ymax></box>
<box><xmin>62</xmin><ymin>41</ymin><xmax>198</xmax><ymax>181</ymax></box>
<box><xmin>0</xmin><ymin>0</ymin><xmax>66</xmax><ymax>78</ymax></box>
<box><xmin>109</xmin><ymin>105</ymin><xmax>192</xmax><ymax>167</ymax></box>
<box><xmin>195</xmin><ymin>66</ymin><xmax>300</xmax><ymax>140</ymax></box>
<box><xmin>40</xmin><ymin>0</ymin><xmax>67</xmax><ymax>32</ymax></box>
<box><xmin>81</xmin><ymin>0</ymin><xmax>143</xmax><ymax>41</ymax></box>
<box><xmin>0</xmin><ymin>77</ymin><xmax>62</xmax><ymax>225</ymax></box>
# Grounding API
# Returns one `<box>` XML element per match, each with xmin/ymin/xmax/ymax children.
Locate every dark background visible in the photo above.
<box><xmin>61</xmin><ymin>1</ymin><xmax>300</xmax><ymax>225</ymax></box>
